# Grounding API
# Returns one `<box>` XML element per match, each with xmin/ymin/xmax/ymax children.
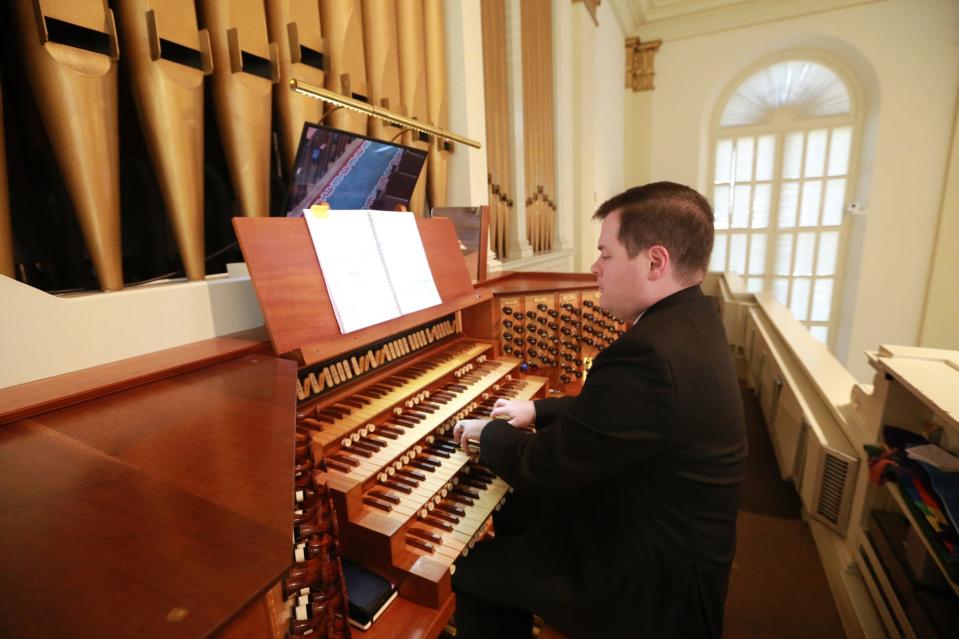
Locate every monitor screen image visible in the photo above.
<box><xmin>285</xmin><ymin>123</ymin><xmax>428</xmax><ymax>216</ymax></box>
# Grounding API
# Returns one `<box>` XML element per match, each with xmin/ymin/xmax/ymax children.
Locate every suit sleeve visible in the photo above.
<box><xmin>532</xmin><ymin>396</ymin><xmax>575</xmax><ymax>430</ymax></box>
<box><xmin>480</xmin><ymin>339</ymin><xmax>675</xmax><ymax>495</ymax></box>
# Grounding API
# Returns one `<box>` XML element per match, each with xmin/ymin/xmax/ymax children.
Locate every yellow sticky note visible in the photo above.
<box><xmin>310</xmin><ymin>203</ymin><xmax>330</xmax><ymax>218</ymax></box>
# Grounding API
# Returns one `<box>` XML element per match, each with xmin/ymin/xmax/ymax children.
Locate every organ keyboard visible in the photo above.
<box><xmin>234</xmin><ymin>216</ymin><xmax>551</xmax><ymax>623</ymax></box>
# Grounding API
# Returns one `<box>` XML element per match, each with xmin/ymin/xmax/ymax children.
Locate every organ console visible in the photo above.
<box><xmin>232</xmin><ymin>214</ymin><xmax>553</xmax><ymax>630</ymax></box>
<box><xmin>1</xmin><ymin>207</ymin><xmax>626</xmax><ymax>637</ymax></box>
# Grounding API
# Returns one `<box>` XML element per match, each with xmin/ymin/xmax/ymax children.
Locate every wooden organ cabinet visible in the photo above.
<box><xmin>0</xmin><ymin>216</ymin><xmax>630</xmax><ymax>637</ymax></box>
<box><xmin>232</xmin><ymin>215</ymin><xmax>559</xmax><ymax>636</ymax></box>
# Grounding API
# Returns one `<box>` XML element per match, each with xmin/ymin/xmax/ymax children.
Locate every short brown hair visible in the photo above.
<box><xmin>593</xmin><ymin>182</ymin><xmax>714</xmax><ymax>281</ymax></box>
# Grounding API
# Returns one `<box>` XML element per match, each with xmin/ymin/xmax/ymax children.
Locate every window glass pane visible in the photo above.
<box><xmin>746</xmin><ymin>277</ymin><xmax>764</xmax><ymax>293</ymax></box>
<box><xmin>794</xmin><ymin>232</ymin><xmax>815</xmax><ymax>276</ymax></box>
<box><xmin>828</xmin><ymin>127</ymin><xmax>852</xmax><ymax>176</ymax></box>
<box><xmin>822</xmin><ymin>179</ymin><xmax>846</xmax><ymax>226</ymax></box>
<box><xmin>713</xmin><ymin>185</ymin><xmax>730</xmax><ymax>229</ymax></box>
<box><xmin>756</xmin><ymin>135</ymin><xmax>775</xmax><ymax>181</ymax></box>
<box><xmin>774</xmin><ymin>233</ymin><xmax>793</xmax><ymax>276</ymax></box>
<box><xmin>783</xmin><ymin>132</ymin><xmax>804</xmax><ymax>179</ymax></box>
<box><xmin>715</xmin><ymin>139</ymin><xmax>734</xmax><ymax>183</ymax></box>
<box><xmin>729</xmin><ymin>233</ymin><xmax>747</xmax><ymax>274</ymax></box>
<box><xmin>773</xmin><ymin>277</ymin><xmax>790</xmax><ymax>306</ymax></box>
<box><xmin>811</xmin><ymin>278</ymin><xmax>833</xmax><ymax>322</ymax></box>
<box><xmin>790</xmin><ymin>277</ymin><xmax>811</xmax><ymax>321</ymax></box>
<box><xmin>804</xmin><ymin>129</ymin><xmax>828</xmax><ymax>178</ymax></box>
<box><xmin>809</xmin><ymin>325</ymin><xmax>829</xmax><ymax>344</ymax></box>
<box><xmin>709</xmin><ymin>233</ymin><xmax>728</xmax><ymax>271</ymax></box>
<box><xmin>735</xmin><ymin>137</ymin><xmax>754</xmax><ymax>182</ymax></box>
<box><xmin>817</xmin><ymin>231</ymin><xmax>839</xmax><ymax>275</ymax></box>
<box><xmin>732</xmin><ymin>185</ymin><xmax>751</xmax><ymax>228</ymax></box>
<box><xmin>748</xmin><ymin>234</ymin><xmax>767</xmax><ymax>275</ymax></box>
<box><xmin>752</xmin><ymin>183</ymin><xmax>771</xmax><ymax>229</ymax></box>
<box><xmin>800</xmin><ymin>180</ymin><xmax>822</xmax><ymax>227</ymax></box>
<box><xmin>779</xmin><ymin>182</ymin><xmax>799</xmax><ymax>228</ymax></box>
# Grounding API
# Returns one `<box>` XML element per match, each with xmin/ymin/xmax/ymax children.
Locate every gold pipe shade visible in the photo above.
<box><xmin>115</xmin><ymin>0</ymin><xmax>211</xmax><ymax>281</ymax></box>
<box><xmin>13</xmin><ymin>0</ymin><xmax>124</xmax><ymax>291</ymax></box>
<box><xmin>289</xmin><ymin>79</ymin><xmax>480</xmax><ymax>149</ymax></box>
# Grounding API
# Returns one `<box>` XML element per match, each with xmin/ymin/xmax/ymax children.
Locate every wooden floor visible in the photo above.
<box><xmin>724</xmin><ymin>385</ymin><xmax>846</xmax><ymax>639</ymax></box>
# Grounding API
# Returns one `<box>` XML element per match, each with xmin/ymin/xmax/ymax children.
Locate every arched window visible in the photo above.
<box><xmin>709</xmin><ymin>57</ymin><xmax>860</xmax><ymax>347</ymax></box>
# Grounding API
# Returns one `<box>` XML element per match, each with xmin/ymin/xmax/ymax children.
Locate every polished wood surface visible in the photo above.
<box><xmin>479</xmin><ymin>271</ymin><xmax>597</xmax><ymax>294</ymax></box>
<box><xmin>0</xmin><ymin>327</ymin><xmax>269</xmax><ymax>427</ymax></box>
<box><xmin>233</xmin><ymin>216</ymin><xmax>490</xmax><ymax>364</ymax></box>
<box><xmin>0</xmin><ymin>351</ymin><xmax>297</xmax><ymax>638</ymax></box>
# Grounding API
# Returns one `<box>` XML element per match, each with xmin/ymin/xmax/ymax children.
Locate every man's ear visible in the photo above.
<box><xmin>647</xmin><ymin>245</ymin><xmax>670</xmax><ymax>280</ymax></box>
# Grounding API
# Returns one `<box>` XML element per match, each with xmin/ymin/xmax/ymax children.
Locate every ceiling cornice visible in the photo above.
<box><xmin>613</xmin><ymin>0</ymin><xmax>882</xmax><ymax>41</ymax></box>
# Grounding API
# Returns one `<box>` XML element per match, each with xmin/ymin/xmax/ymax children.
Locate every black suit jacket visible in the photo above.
<box><xmin>480</xmin><ymin>285</ymin><xmax>747</xmax><ymax>638</ymax></box>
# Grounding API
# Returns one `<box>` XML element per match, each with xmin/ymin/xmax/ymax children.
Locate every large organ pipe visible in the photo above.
<box><xmin>12</xmin><ymin>0</ymin><xmax>123</xmax><ymax>291</ymax></box>
<box><xmin>198</xmin><ymin>1</ymin><xmax>277</xmax><ymax>218</ymax></box>
<box><xmin>423</xmin><ymin>0</ymin><xmax>449</xmax><ymax>209</ymax></box>
<box><xmin>361</xmin><ymin>0</ymin><xmax>402</xmax><ymax>143</ymax></box>
<box><xmin>266</xmin><ymin>0</ymin><xmax>326</xmax><ymax>175</ymax></box>
<box><xmin>0</xmin><ymin>81</ymin><xmax>12</xmax><ymax>279</ymax></box>
<box><xmin>319</xmin><ymin>0</ymin><xmax>368</xmax><ymax>135</ymax></box>
<box><xmin>114</xmin><ymin>0</ymin><xmax>211</xmax><ymax>281</ymax></box>
<box><xmin>396</xmin><ymin>0</ymin><xmax>430</xmax><ymax>216</ymax></box>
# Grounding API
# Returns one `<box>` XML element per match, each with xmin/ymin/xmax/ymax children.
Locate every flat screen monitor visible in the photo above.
<box><xmin>285</xmin><ymin>122</ymin><xmax>428</xmax><ymax>216</ymax></box>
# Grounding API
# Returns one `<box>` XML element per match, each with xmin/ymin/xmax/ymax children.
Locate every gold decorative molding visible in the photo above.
<box><xmin>625</xmin><ymin>36</ymin><xmax>662</xmax><ymax>92</ymax></box>
<box><xmin>572</xmin><ymin>0</ymin><xmax>601</xmax><ymax>26</ymax></box>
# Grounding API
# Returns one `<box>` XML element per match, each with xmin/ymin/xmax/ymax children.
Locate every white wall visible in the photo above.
<box><xmin>634</xmin><ymin>0</ymin><xmax>959</xmax><ymax>380</ymax></box>
<box><xmin>570</xmin><ymin>0</ymin><xmax>627</xmax><ymax>271</ymax></box>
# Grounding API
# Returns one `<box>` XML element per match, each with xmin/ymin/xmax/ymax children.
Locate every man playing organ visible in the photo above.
<box><xmin>452</xmin><ymin>182</ymin><xmax>748</xmax><ymax>638</ymax></box>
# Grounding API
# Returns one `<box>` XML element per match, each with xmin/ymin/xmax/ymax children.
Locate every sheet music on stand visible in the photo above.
<box><xmin>304</xmin><ymin>209</ymin><xmax>442</xmax><ymax>334</ymax></box>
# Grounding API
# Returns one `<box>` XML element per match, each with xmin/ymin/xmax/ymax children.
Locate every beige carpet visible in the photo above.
<box><xmin>724</xmin><ymin>387</ymin><xmax>846</xmax><ymax>639</ymax></box>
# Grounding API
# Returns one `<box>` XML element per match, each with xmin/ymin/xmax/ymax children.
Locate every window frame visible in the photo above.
<box><xmin>707</xmin><ymin>52</ymin><xmax>864</xmax><ymax>350</ymax></box>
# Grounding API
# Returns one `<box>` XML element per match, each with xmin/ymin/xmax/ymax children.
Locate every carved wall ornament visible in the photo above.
<box><xmin>625</xmin><ymin>37</ymin><xmax>662</xmax><ymax>92</ymax></box>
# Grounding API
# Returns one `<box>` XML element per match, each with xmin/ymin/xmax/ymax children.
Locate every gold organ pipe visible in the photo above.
<box><xmin>115</xmin><ymin>0</ymin><xmax>210</xmax><ymax>281</ymax></box>
<box><xmin>0</xmin><ymin>82</ymin><xmax>12</xmax><ymax>278</ymax></box>
<box><xmin>396</xmin><ymin>0</ymin><xmax>430</xmax><ymax>216</ymax></box>
<box><xmin>198</xmin><ymin>0</ymin><xmax>276</xmax><ymax>218</ymax></box>
<box><xmin>360</xmin><ymin>0</ymin><xmax>402</xmax><ymax>143</ymax></box>
<box><xmin>266</xmin><ymin>0</ymin><xmax>327</xmax><ymax>175</ymax></box>
<box><xmin>423</xmin><ymin>0</ymin><xmax>449</xmax><ymax>209</ymax></box>
<box><xmin>319</xmin><ymin>0</ymin><xmax>368</xmax><ymax>135</ymax></box>
<box><xmin>13</xmin><ymin>0</ymin><xmax>123</xmax><ymax>290</ymax></box>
